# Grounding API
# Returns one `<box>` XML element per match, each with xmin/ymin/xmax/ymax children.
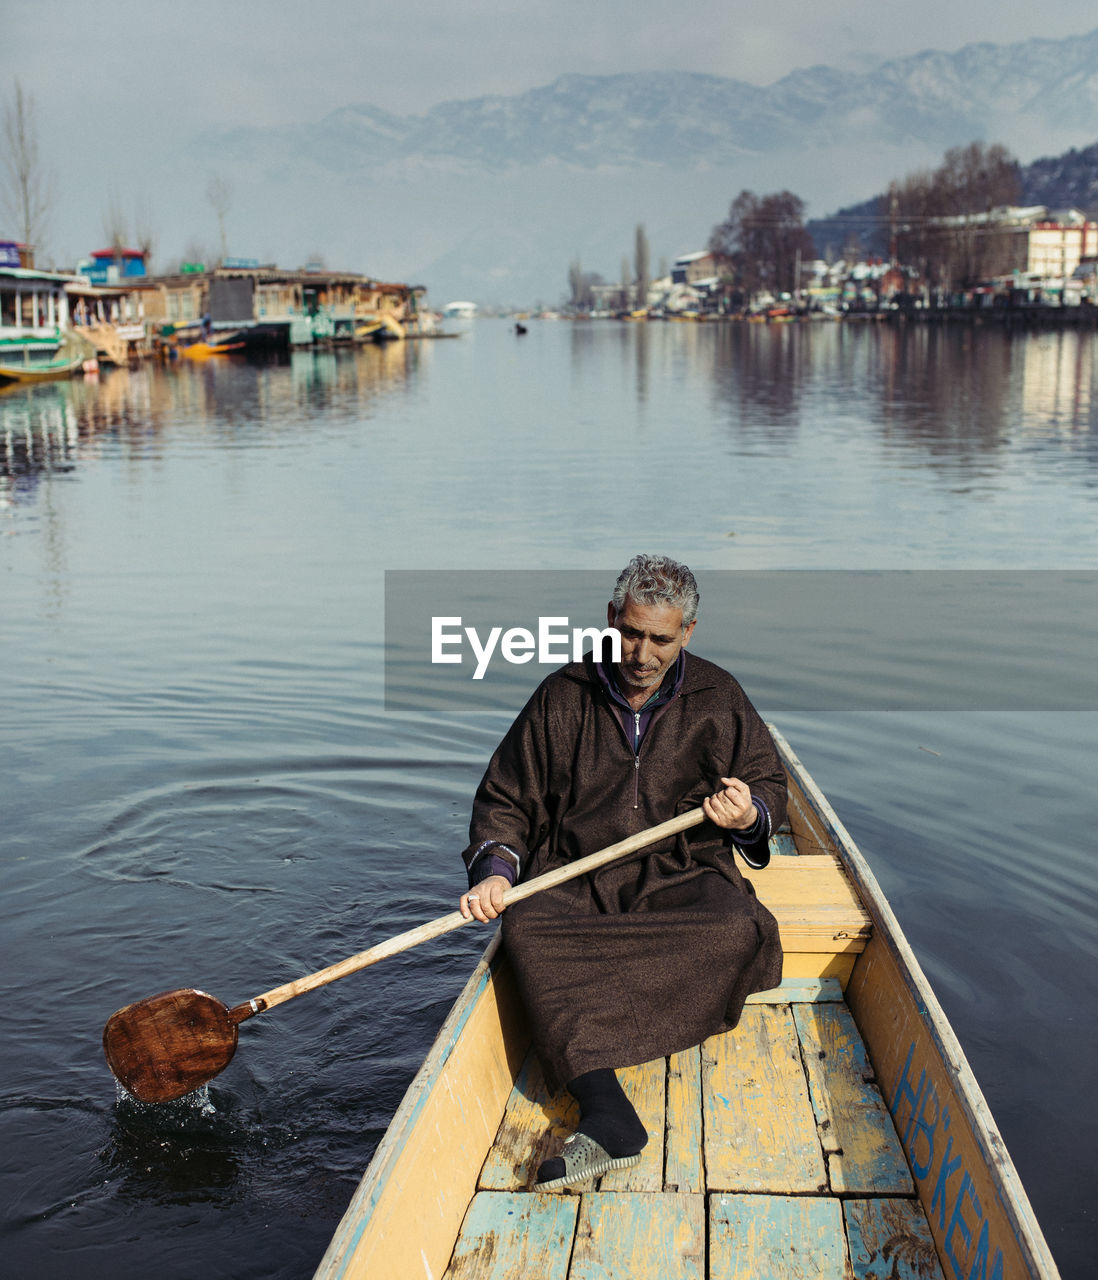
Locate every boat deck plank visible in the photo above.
<box><xmin>843</xmin><ymin>1197</ymin><xmax>946</xmax><ymax>1280</ymax></box>
<box><xmin>703</xmin><ymin>1005</ymin><xmax>829</xmax><ymax>1194</ymax></box>
<box><xmin>445</xmin><ymin>1191</ymin><xmax>578</xmax><ymax>1280</ymax></box>
<box><xmin>571</xmin><ymin>1192</ymin><xmax>705</xmax><ymax>1280</ymax></box>
<box><xmin>664</xmin><ymin>1046</ymin><xmax>703</xmax><ymax>1193</ymax></box>
<box><xmin>478</xmin><ymin>1054</ymin><xmax>577</xmax><ymax>1191</ymax></box>
<box><xmin>794</xmin><ymin>1003</ymin><xmax>914</xmax><ymax>1197</ymax></box>
<box><xmin>596</xmin><ymin>1056</ymin><xmax>665</xmax><ymax>1192</ymax></box>
<box><xmin>710</xmin><ymin>1193</ymin><xmax>850</xmax><ymax>1280</ymax></box>
<box><xmin>744</xmin><ymin>977</ymin><xmax>844</xmax><ymax>1004</ymax></box>
<box><xmin>446</xmin><ymin>984</ymin><xmax>937</xmax><ymax>1279</ymax></box>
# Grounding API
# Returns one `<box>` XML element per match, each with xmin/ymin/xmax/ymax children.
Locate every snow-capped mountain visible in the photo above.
<box><xmin>187</xmin><ymin>28</ymin><xmax>1098</xmax><ymax>303</ymax></box>
<box><xmin>211</xmin><ymin>29</ymin><xmax>1098</xmax><ymax>173</ymax></box>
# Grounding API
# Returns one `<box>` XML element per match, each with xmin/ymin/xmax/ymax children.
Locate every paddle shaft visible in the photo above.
<box><xmin>229</xmin><ymin>807</ymin><xmax>706</xmax><ymax>1024</ymax></box>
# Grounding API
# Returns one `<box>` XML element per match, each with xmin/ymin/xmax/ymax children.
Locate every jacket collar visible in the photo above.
<box><xmin>594</xmin><ymin>649</ymin><xmax>685</xmax><ymax>711</ymax></box>
<box><xmin>576</xmin><ymin>646</ymin><xmax>717</xmax><ymax>697</ymax></box>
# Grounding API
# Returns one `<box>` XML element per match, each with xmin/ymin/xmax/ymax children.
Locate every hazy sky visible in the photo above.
<box><xmin>6</xmin><ymin>0</ymin><xmax>1098</xmax><ymax>130</ymax></box>
<box><xmin>5</xmin><ymin>1</ymin><xmax>1097</xmax><ymax>275</ymax></box>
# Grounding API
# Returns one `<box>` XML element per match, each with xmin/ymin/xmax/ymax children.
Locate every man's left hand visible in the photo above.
<box><xmin>703</xmin><ymin>776</ymin><xmax>758</xmax><ymax>830</ymax></box>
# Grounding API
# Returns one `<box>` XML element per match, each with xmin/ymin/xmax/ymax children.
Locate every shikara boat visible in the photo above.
<box><xmin>0</xmin><ymin>331</ymin><xmax>97</xmax><ymax>384</ymax></box>
<box><xmin>315</xmin><ymin>728</ymin><xmax>1060</xmax><ymax>1280</ymax></box>
<box><xmin>179</xmin><ymin>332</ymin><xmax>247</xmax><ymax>360</ymax></box>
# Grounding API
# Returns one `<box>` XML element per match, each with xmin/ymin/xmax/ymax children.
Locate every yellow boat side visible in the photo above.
<box><xmin>314</xmin><ymin>931</ymin><xmax>530</xmax><ymax>1280</ymax></box>
<box><xmin>774</xmin><ymin>727</ymin><xmax>1060</xmax><ymax>1280</ymax></box>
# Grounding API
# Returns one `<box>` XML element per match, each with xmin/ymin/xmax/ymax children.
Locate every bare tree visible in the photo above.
<box><xmin>180</xmin><ymin>241</ymin><xmax>213</xmax><ymax>273</ymax></box>
<box><xmin>133</xmin><ymin>196</ymin><xmax>155</xmax><ymax>273</ymax></box>
<box><xmin>2</xmin><ymin>80</ymin><xmax>53</xmax><ymax>258</ymax></box>
<box><xmin>567</xmin><ymin>258</ymin><xmax>586</xmax><ymax>310</ymax></box>
<box><xmin>102</xmin><ymin>184</ymin><xmax>129</xmax><ymax>257</ymax></box>
<box><xmin>97</xmin><ymin>185</ymin><xmax>155</xmax><ymax>273</ymax></box>
<box><xmin>709</xmin><ymin>190</ymin><xmax>815</xmax><ymax>300</ymax></box>
<box><xmin>206</xmin><ymin>174</ymin><xmax>233</xmax><ymax>264</ymax></box>
<box><xmin>634</xmin><ymin>224</ymin><xmax>650</xmax><ymax>310</ymax></box>
<box><xmin>566</xmin><ymin>259</ymin><xmax>602</xmax><ymax>311</ymax></box>
<box><xmin>893</xmin><ymin>142</ymin><xmax>1021</xmax><ymax>290</ymax></box>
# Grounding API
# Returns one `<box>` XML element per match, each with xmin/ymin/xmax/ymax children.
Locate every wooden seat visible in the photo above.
<box><xmin>741</xmin><ymin>851</ymin><xmax>873</xmax><ymax>987</ymax></box>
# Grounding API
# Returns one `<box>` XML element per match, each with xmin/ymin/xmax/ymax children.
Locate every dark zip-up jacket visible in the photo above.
<box><xmin>460</xmin><ymin>648</ymin><xmax>787</xmax><ymax>1090</ymax></box>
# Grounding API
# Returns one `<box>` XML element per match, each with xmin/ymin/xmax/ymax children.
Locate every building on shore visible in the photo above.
<box><xmin>1</xmin><ymin>260</ymin><xmax>75</xmax><ymax>332</ymax></box>
<box><xmin>0</xmin><ymin>257</ymin><xmax>101</xmax><ymax>382</ymax></box>
<box><xmin>77</xmin><ymin>247</ymin><xmax>150</xmax><ymax>287</ymax></box>
<box><xmin>3</xmin><ymin>236</ymin><xmax>429</xmax><ymax>374</ymax></box>
<box><xmin>670</xmin><ymin>252</ymin><xmax>720</xmax><ymax>287</ymax></box>
<box><xmin>917</xmin><ymin>205</ymin><xmax>1097</xmax><ymax>298</ymax></box>
<box><xmin>67</xmin><ymin>279</ymin><xmax>153</xmax><ymax>363</ymax></box>
<box><xmin>1018</xmin><ymin>209</ymin><xmax>1096</xmax><ymax>281</ymax></box>
<box><xmin>141</xmin><ymin>264</ymin><xmax>425</xmax><ymax>350</ymax></box>
<box><xmin>0</xmin><ymin>240</ymin><xmax>37</xmax><ymax>270</ymax></box>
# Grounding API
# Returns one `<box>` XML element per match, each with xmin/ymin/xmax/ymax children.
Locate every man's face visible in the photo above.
<box><xmin>607</xmin><ymin>597</ymin><xmax>696</xmax><ymax>693</ymax></box>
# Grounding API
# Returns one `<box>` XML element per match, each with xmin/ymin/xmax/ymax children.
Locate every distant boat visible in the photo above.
<box><xmin>443</xmin><ymin>301</ymin><xmax>477</xmax><ymax>320</ymax></box>
<box><xmin>355</xmin><ymin>313</ymin><xmax>406</xmax><ymax>342</ymax></box>
<box><xmin>179</xmin><ymin>332</ymin><xmax>247</xmax><ymax>360</ymax></box>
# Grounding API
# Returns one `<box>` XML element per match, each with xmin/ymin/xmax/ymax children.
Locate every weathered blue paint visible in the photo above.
<box><xmin>794</xmin><ymin>1003</ymin><xmax>913</xmax><ymax>1195</ymax></box>
<box><xmin>448</xmin><ymin>1191</ymin><xmax>578</xmax><ymax>1279</ymax></box>
<box><xmin>711</xmin><ymin>1193</ymin><xmax>848</xmax><ymax>1279</ymax></box>
<box><xmin>844</xmin><ymin>1198</ymin><xmax>945</xmax><ymax>1280</ymax></box>
<box><xmin>769</xmin><ymin>832</ymin><xmax>799</xmax><ymax>857</ymax></box>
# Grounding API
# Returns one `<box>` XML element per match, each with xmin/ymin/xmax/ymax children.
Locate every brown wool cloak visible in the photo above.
<box><xmin>462</xmin><ymin>650</ymin><xmax>786</xmax><ymax>1092</ymax></box>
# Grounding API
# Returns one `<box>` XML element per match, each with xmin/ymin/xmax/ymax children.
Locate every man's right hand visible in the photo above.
<box><xmin>459</xmin><ymin>875</ymin><xmax>511</xmax><ymax>923</ymax></box>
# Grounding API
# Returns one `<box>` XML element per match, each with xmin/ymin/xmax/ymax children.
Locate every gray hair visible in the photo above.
<box><xmin>611</xmin><ymin>555</ymin><xmax>699</xmax><ymax>627</ymax></box>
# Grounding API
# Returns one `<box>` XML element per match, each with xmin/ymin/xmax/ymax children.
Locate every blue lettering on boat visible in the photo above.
<box><xmin>891</xmin><ymin>1041</ymin><xmax>1006</xmax><ymax>1280</ymax></box>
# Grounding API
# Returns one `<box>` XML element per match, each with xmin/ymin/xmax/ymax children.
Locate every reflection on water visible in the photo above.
<box><xmin>1019</xmin><ymin>330</ymin><xmax>1097</xmax><ymax>437</ymax></box>
<box><xmin>564</xmin><ymin>319</ymin><xmax>1098</xmax><ymax>462</ymax></box>
<box><xmin>1</xmin><ymin>342</ymin><xmax>424</xmax><ymax>503</ymax></box>
<box><xmin>0</xmin><ymin>385</ymin><xmax>81</xmax><ymax>502</ymax></box>
<box><xmin>4</xmin><ymin>325</ymin><xmax>1095</xmax><ymax>512</ymax></box>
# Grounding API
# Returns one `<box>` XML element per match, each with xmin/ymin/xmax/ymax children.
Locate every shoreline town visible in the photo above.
<box><xmin>3</xmin><ymin>199</ymin><xmax>1098</xmax><ymax>385</ymax></box>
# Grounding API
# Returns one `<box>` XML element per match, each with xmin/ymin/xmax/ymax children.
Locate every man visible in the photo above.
<box><xmin>458</xmin><ymin>555</ymin><xmax>785</xmax><ymax>1190</ymax></box>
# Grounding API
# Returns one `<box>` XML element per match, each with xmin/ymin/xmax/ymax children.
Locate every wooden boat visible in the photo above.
<box><xmin>354</xmin><ymin>313</ymin><xmax>405</xmax><ymax>342</ymax></box>
<box><xmin>0</xmin><ymin>331</ymin><xmax>97</xmax><ymax>384</ymax></box>
<box><xmin>315</xmin><ymin>727</ymin><xmax>1061</xmax><ymax>1280</ymax></box>
<box><xmin>179</xmin><ymin>333</ymin><xmax>247</xmax><ymax>360</ymax></box>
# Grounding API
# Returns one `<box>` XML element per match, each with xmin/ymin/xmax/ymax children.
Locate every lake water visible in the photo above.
<box><xmin>1</xmin><ymin>318</ymin><xmax>1095</xmax><ymax>1279</ymax></box>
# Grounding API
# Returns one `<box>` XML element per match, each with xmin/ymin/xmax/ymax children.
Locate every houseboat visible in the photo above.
<box><xmin>0</xmin><ymin>253</ymin><xmax>96</xmax><ymax>384</ymax></box>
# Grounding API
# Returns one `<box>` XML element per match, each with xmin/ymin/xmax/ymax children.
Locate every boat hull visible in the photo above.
<box><xmin>0</xmin><ymin>332</ymin><xmax>97</xmax><ymax>384</ymax></box>
<box><xmin>315</xmin><ymin>729</ymin><xmax>1060</xmax><ymax>1280</ymax></box>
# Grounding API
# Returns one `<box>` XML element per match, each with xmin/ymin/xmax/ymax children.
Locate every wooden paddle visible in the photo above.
<box><xmin>104</xmin><ymin>807</ymin><xmax>706</xmax><ymax>1103</ymax></box>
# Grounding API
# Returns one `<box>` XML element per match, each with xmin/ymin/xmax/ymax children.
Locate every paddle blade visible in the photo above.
<box><xmin>103</xmin><ymin>989</ymin><xmax>238</xmax><ymax>1103</ymax></box>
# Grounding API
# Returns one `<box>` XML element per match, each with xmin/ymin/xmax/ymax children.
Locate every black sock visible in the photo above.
<box><xmin>568</xmin><ymin>1068</ymin><xmax>648</xmax><ymax>1157</ymax></box>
